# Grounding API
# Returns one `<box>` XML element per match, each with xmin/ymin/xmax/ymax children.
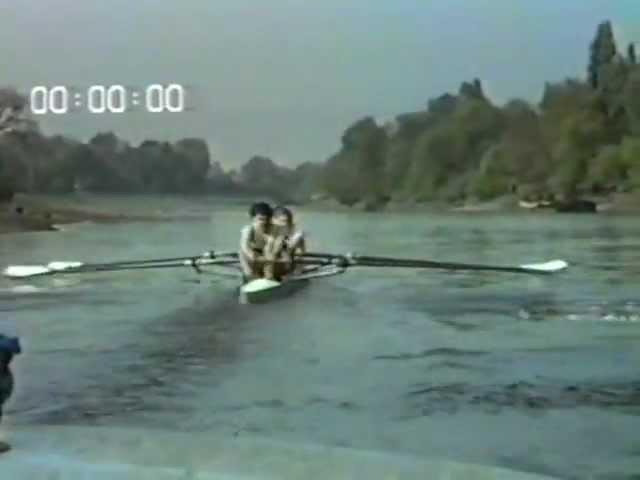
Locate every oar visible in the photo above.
<box><xmin>3</xmin><ymin>251</ymin><xmax>239</xmax><ymax>279</ymax></box>
<box><xmin>345</xmin><ymin>254</ymin><xmax>568</xmax><ymax>275</ymax></box>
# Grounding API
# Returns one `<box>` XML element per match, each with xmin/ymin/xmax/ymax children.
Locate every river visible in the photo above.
<box><xmin>1</xmin><ymin>195</ymin><xmax>639</xmax><ymax>479</ymax></box>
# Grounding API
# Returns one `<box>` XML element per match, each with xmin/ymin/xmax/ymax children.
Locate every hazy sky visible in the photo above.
<box><xmin>1</xmin><ymin>0</ymin><xmax>638</xmax><ymax>168</ymax></box>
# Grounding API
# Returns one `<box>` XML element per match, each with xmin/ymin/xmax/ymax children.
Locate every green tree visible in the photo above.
<box><xmin>384</xmin><ymin>111</ymin><xmax>439</xmax><ymax>194</ymax></box>
<box><xmin>451</xmin><ymin>96</ymin><xmax>503</xmax><ymax>160</ymax></box>
<box><xmin>585</xmin><ymin>145</ymin><xmax>624</xmax><ymax>192</ymax></box>
<box><xmin>459</xmin><ymin>78</ymin><xmax>485</xmax><ymax>101</ymax></box>
<box><xmin>427</xmin><ymin>93</ymin><xmax>457</xmax><ymax>117</ymax></box>
<box><xmin>399</xmin><ymin>90</ymin><xmax>503</xmax><ymax>201</ymax></box>
<box><xmin>598</xmin><ymin>58</ymin><xmax>629</xmax><ymax>108</ymax></box>
<box><xmin>174</xmin><ymin>138</ymin><xmax>211</xmax><ymax>191</ymax></box>
<box><xmin>588</xmin><ymin>20</ymin><xmax>617</xmax><ymax>89</ymax></box>
<box><xmin>402</xmin><ymin>123</ymin><xmax>466</xmax><ymax>200</ymax></box>
<box><xmin>323</xmin><ymin>117</ymin><xmax>388</xmax><ymax>204</ymax></box>
<box><xmin>623</xmin><ymin>66</ymin><xmax>640</xmax><ymax>135</ymax></box>
<box><xmin>469</xmin><ymin>145</ymin><xmax>513</xmax><ymax>200</ymax></box>
<box><xmin>619</xmin><ymin>136</ymin><xmax>640</xmax><ymax>189</ymax></box>
<box><xmin>496</xmin><ymin>100</ymin><xmax>550</xmax><ymax>188</ymax></box>
<box><xmin>0</xmin><ymin>136</ymin><xmax>28</xmax><ymax>191</ymax></box>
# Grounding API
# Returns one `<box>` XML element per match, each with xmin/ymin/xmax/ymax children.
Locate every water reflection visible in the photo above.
<box><xmin>12</xmin><ymin>289</ymin><xmax>251</xmax><ymax>425</ymax></box>
<box><xmin>2</xmin><ymin>205</ymin><xmax>640</xmax><ymax>480</ymax></box>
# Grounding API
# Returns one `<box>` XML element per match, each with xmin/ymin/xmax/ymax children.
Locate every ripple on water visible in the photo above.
<box><xmin>373</xmin><ymin>347</ymin><xmax>488</xmax><ymax>361</ymax></box>
<box><xmin>405</xmin><ymin>380</ymin><xmax>640</xmax><ymax>417</ymax></box>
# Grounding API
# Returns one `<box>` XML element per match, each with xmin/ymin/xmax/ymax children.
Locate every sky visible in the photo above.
<box><xmin>0</xmin><ymin>0</ymin><xmax>639</xmax><ymax>168</ymax></box>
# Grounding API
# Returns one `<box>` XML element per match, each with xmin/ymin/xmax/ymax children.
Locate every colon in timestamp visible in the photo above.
<box><xmin>29</xmin><ymin>84</ymin><xmax>189</xmax><ymax>115</ymax></box>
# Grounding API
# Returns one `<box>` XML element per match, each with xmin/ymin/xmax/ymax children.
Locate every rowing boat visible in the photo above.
<box><xmin>2</xmin><ymin>251</ymin><xmax>569</xmax><ymax>305</ymax></box>
<box><xmin>239</xmin><ymin>277</ymin><xmax>310</xmax><ymax>304</ymax></box>
<box><xmin>238</xmin><ymin>264</ymin><xmax>346</xmax><ymax>304</ymax></box>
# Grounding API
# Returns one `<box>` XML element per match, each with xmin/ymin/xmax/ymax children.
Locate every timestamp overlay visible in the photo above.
<box><xmin>28</xmin><ymin>84</ymin><xmax>195</xmax><ymax>115</ymax></box>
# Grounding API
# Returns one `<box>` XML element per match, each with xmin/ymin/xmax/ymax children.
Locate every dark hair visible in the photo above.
<box><xmin>273</xmin><ymin>205</ymin><xmax>293</xmax><ymax>224</ymax></box>
<box><xmin>0</xmin><ymin>336</ymin><xmax>20</xmax><ymax>356</ymax></box>
<box><xmin>249</xmin><ymin>202</ymin><xmax>273</xmax><ymax>218</ymax></box>
<box><xmin>0</xmin><ymin>336</ymin><xmax>20</xmax><ymax>369</ymax></box>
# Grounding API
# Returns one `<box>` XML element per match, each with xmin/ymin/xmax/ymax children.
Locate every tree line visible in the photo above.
<box><xmin>321</xmin><ymin>20</ymin><xmax>640</xmax><ymax>208</ymax></box>
<box><xmin>0</xmin><ymin>88</ymin><xmax>319</xmax><ymax>203</ymax></box>
<box><xmin>2</xmin><ymin>20</ymin><xmax>639</xmax><ymax>209</ymax></box>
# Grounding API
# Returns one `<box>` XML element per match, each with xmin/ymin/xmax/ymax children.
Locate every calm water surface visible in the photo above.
<box><xmin>1</xmin><ymin>195</ymin><xmax>639</xmax><ymax>479</ymax></box>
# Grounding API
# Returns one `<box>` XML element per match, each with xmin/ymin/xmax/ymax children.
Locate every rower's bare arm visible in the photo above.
<box><xmin>265</xmin><ymin>236</ymin><xmax>283</xmax><ymax>258</ymax></box>
<box><xmin>297</xmin><ymin>237</ymin><xmax>307</xmax><ymax>255</ymax></box>
<box><xmin>289</xmin><ymin>235</ymin><xmax>306</xmax><ymax>256</ymax></box>
<box><xmin>239</xmin><ymin>227</ymin><xmax>255</xmax><ymax>260</ymax></box>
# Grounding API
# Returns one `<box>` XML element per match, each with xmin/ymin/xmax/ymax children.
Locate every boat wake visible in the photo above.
<box><xmin>0</xmin><ymin>285</ymin><xmax>47</xmax><ymax>295</ymax></box>
<box><xmin>0</xmin><ymin>279</ymin><xmax>88</xmax><ymax>298</ymax></box>
<box><xmin>517</xmin><ymin>300</ymin><xmax>640</xmax><ymax>323</ymax></box>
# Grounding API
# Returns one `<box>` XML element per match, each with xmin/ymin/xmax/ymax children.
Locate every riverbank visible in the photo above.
<box><xmin>2</xmin><ymin>191</ymin><xmax>639</xmax><ymax>235</ymax></box>
<box><xmin>305</xmin><ymin>192</ymin><xmax>640</xmax><ymax>214</ymax></box>
<box><xmin>0</xmin><ymin>194</ymin><xmax>178</xmax><ymax>234</ymax></box>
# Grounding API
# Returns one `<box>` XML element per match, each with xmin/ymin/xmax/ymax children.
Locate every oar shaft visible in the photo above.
<box><xmin>78</xmin><ymin>251</ymin><xmax>238</xmax><ymax>270</ymax></box>
<box><xmin>2</xmin><ymin>256</ymin><xmax>241</xmax><ymax>279</ymax></box>
<box><xmin>350</xmin><ymin>256</ymin><xmax>553</xmax><ymax>275</ymax></box>
<box><xmin>302</xmin><ymin>252</ymin><xmax>345</xmax><ymax>259</ymax></box>
<box><xmin>73</xmin><ymin>258</ymin><xmax>239</xmax><ymax>273</ymax></box>
<box><xmin>255</xmin><ymin>258</ymin><xmax>330</xmax><ymax>266</ymax></box>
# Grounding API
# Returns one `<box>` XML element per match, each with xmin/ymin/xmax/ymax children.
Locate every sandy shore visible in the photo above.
<box><xmin>0</xmin><ymin>195</ymin><xmax>172</xmax><ymax>234</ymax></box>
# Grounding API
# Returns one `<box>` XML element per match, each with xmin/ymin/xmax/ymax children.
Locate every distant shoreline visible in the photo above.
<box><xmin>0</xmin><ymin>194</ymin><xmax>179</xmax><ymax>234</ymax></box>
<box><xmin>2</xmin><ymin>191</ymin><xmax>639</xmax><ymax>234</ymax></box>
<box><xmin>304</xmin><ymin>192</ymin><xmax>640</xmax><ymax>215</ymax></box>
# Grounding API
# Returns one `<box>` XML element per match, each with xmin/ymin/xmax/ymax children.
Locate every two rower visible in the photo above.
<box><xmin>238</xmin><ymin>202</ymin><xmax>306</xmax><ymax>282</ymax></box>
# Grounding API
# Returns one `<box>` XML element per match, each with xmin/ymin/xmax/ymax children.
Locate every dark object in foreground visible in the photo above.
<box><xmin>554</xmin><ymin>199</ymin><xmax>597</xmax><ymax>213</ymax></box>
<box><xmin>0</xmin><ymin>334</ymin><xmax>22</xmax><ymax>454</ymax></box>
<box><xmin>519</xmin><ymin>197</ymin><xmax>598</xmax><ymax>213</ymax></box>
<box><xmin>0</xmin><ymin>185</ymin><xmax>14</xmax><ymax>204</ymax></box>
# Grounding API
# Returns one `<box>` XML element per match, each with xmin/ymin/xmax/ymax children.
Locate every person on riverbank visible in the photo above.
<box><xmin>239</xmin><ymin>202</ymin><xmax>274</xmax><ymax>282</ymax></box>
<box><xmin>0</xmin><ymin>334</ymin><xmax>21</xmax><ymax>454</ymax></box>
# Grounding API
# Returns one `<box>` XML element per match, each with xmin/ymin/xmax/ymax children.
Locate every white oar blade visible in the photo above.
<box><xmin>3</xmin><ymin>265</ymin><xmax>52</xmax><ymax>278</ymax></box>
<box><xmin>3</xmin><ymin>261</ymin><xmax>84</xmax><ymax>279</ymax></box>
<box><xmin>519</xmin><ymin>259</ymin><xmax>568</xmax><ymax>273</ymax></box>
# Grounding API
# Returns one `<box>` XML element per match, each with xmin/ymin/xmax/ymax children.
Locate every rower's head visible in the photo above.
<box><xmin>249</xmin><ymin>202</ymin><xmax>272</xmax><ymax>230</ymax></box>
<box><xmin>272</xmin><ymin>206</ymin><xmax>293</xmax><ymax>228</ymax></box>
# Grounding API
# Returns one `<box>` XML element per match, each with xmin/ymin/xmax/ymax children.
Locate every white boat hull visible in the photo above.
<box><xmin>238</xmin><ymin>265</ymin><xmax>345</xmax><ymax>304</ymax></box>
<box><xmin>238</xmin><ymin>277</ymin><xmax>310</xmax><ymax>304</ymax></box>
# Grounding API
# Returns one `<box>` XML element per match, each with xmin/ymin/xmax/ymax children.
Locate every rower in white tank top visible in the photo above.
<box><xmin>239</xmin><ymin>202</ymin><xmax>274</xmax><ymax>281</ymax></box>
<box><xmin>264</xmin><ymin>206</ymin><xmax>306</xmax><ymax>280</ymax></box>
